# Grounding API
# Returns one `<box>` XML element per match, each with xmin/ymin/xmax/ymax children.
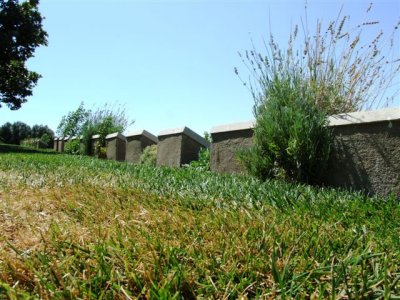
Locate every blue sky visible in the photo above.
<box><xmin>0</xmin><ymin>0</ymin><xmax>399</xmax><ymax>136</ymax></box>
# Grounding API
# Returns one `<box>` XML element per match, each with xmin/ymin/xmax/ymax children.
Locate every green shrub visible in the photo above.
<box><xmin>187</xmin><ymin>148</ymin><xmax>210</xmax><ymax>171</ymax></box>
<box><xmin>236</xmin><ymin>4</ymin><xmax>400</xmax><ymax>114</ymax></box>
<box><xmin>64</xmin><ymin>139</ymin><xmax>81</xmax><ymax>155</ymax></box>
<box><xmin>139</xmin><ymin>145</ymin><xmax>157</xmax><ymax>166</ymax></box>
<box><xmin>239</xmin><ymin>75</ymin><xmax>332</xmax><ymax>184</ymax></box>
<box><xmin>21</xmin><ymin>138</ymin><xmax>46</xmax><ymax>149</ymax></box>
<box><xmin>93</xmin><ymin>141</ymin><xmax>107</xmax><ymax>159</ymax></box>
<box><xmin>234</xmin><ymin>4</ymin><xmax>400</xmax><ymax>184</ymax></box>
<box><xmin>40</xmin><ymin>133</ymin><xmax>52</xmax><ymax>148</ymax></box>
<box><xmin>186</xmin><ymin>132</ymin><xmax>211</xmax><ymax>171</ymax></box>
<box><xmin>57</xmin><ymin>102</ymin><xmax>134</xmax><ymax>155</ymax></box>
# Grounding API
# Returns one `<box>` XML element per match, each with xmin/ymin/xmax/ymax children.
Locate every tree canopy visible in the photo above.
<box><xmin>0</xmin><ymin>0</ymin><xmax>47</xmax><ymax>110</ymax></box>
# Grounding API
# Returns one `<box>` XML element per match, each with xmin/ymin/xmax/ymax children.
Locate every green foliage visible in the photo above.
<box><xmin>0</xmin><ymin>122</ymin><xmax>12</xmax><ymax>143</ymax></box>
<box><xmin>187</xmin><ymin>132</ymin><xmax>211</xmax><ymax>171</ymax></box>
<box><xmin>237</xmin><ymin>4</ymin><xmax>400</xmax><ymax>114</ymax></box>
<box><xmin>58</xmin><ymin>102</ymin><xmax>133</xmax><ymax>155</ymax></box>
<box><xmin>0</xmin><ymin>121</ymin><xmax>54</xmax><ymax>146</ymax></box>
<box><xmin>10</xmin><ymin>121</ymin><xmax>31</xmax><ymax>144</ymax></box>
<box><xmin>0</xmin><ymin>0</ymin><xmax>48</xmax><ymax>110</ymax></box>
<box><xmin>92</xmin><ymin>140</ymin><xmax>106</xmax><ymax>159</ymax></box>
<box><xmin>239</xmin><ymin>75</ymin><xmax>332</xmax><ymax>184</ymax></box>
<box><xmin>95</xmin><ymin>116</ymin><xmax>122</xmax><ymax>146</ymax></box>
<box><xmin>39</xmin><ymin>132</ymin><xmax>52</xmax><ymax>148</ymax></box>
<box><xmin>56</xmin><ymin>102</ymin><xmax>89</xmax><ymax>138</ymax></box>
<box><xmin>0</xmin><ymin>151</ymin><xmax>399</xmax><ymax>298</ymax></box>
<box><xmin>188</xmin><ymin>148</ymin><xmax>210</xmax><ymax>171</ymax></box>
<box><xmin>29</xmin><ymin>124</ymin><xmax>54</xmax><ymax>147</ymax></box>
<box><xmin>139</xmin><ymin>144</ymin><xmax>157</xmax><ymax>166</ymax></box>
<box><xmin>64</xmin><ymin>139</ymin><xmax>80</xmax><ymax>155</ymax></box>
<box><xmin>20</xmin><ymin>137</ymin><xmax>46</xmax><ymax>148</ymax></box>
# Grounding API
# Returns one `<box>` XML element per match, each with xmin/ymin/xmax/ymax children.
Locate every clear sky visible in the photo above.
<box><xmin>0</xmin><ymin>0</ymin><xmax>399</xmax><ymax>136</ymax></box>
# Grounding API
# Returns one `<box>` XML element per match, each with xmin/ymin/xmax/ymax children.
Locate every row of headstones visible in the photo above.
<box><xmin>52</xmin><ymin>107</ymin><xmax>400</xmax><ymax>197</ymax></box>
<box><xmin>53</xmin><ymin>127</ymin><xmax>211</xmax><ymax>167</ymax></box>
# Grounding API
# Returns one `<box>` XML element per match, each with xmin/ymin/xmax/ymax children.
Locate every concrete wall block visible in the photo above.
<box><xmin>126</xmin><ymin>130</ymin><xmax>158</xmax><ymax>163</ymax></box>
<box><xmin>106</xmin><ymin>132</ymin><xmax>126</xmax><ymax>162</ymax></box>
<box><xmin>53</xmin><ymin>138</ymin><xmax>58</xmax><ymax>151</ymax></box>
<box><xmin>210</xmin><ymin>121</ymin><xmax>255</xmax><ymax>174</ymax></box>
<box><xmin>322</xmin><ymin>119</ymin><xmax>400</xmax><ymax>197</ymax></box>
<box><xmin>156</xmin><ymin>134</ymin><xmax>182</xmax><ymax>167</ymax></box>
<box><xmin>58</xmin><ymin>138</ymin><xmax>65</xmax><ymax>152</ymax></box>
<box><xmin>210</xmin><ymin>108</ymin><xmax>400</xmax><ymax>198</ymax></box>
<box><xmin>156</xmin><ymin>126</ymin><xmax>208</xmax><ymax>167</ymax></box>
<box><xmin>211</xmin><ymin>128</ymin><xmax>254</xmax><ymax>174</ymax></box>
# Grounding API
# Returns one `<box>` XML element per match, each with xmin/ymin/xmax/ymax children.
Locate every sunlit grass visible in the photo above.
<box><xmin>0</xmin><ymin>146</ymin><xmax>399</xmax><ymax>298</ymax></box>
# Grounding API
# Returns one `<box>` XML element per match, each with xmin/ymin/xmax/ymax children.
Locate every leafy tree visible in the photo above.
<box><xmin>56</xmin><ymin>103</ymin><xmax>89</xmax><ymax>138</ymax></box>
<box><xmin>10</xmin><ymin>121</ymin><xmax>31</xmax><ymax>144</ymax></box>
<box><xmin>0</xmin><ymin>122</ymin><xmax>12</xmax><ymax>143</ymax></box>
<box><xmin>31</xmin><ymin>124</ymin><xmax>54</xmax><ymax>139</ymax></box>
<box><xmin>0</xmin><ymin>0</ymin><xmax>48</xmax><ymax>110</ymax></box>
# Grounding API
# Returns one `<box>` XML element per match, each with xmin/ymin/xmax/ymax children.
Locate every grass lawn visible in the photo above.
<box><xmin>0</xmin><ymin>144</ymin><xmax>399</xmax><ymax>299</ymax></box>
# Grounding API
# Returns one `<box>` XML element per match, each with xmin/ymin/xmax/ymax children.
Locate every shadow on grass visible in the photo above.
<box><xmin>0</xmin><ymin>143</ymin><xmax>58</xmax><ymax>154</ymax></box>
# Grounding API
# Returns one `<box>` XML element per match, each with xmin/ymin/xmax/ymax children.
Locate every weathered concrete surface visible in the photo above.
<box><xmin>53</xmin><ymin>138</ymin><xmax>58</xmax><ymax>151</ymax></box>
<box><xmin>328</xmin><ymin>107</ymin><xmax>400</xmax><ymax>126</ymax></box>
<box><xmin>58</xmin><ymin>139</ymin><xmax>64</xmax><ymax>152</ymax></box>
<box><xmin>211</xmin><ymin>121</ymin><xmax>254</xmax><ymax>174</ymax></box>
<box><xmin>156</xmin><ymin>127</ymin><xmax>209</xmax><ymax>167</ymax></box>
<box><xmin>210</xmin><ymin>109</ymin><xmax>400</xmax><ymax>198</ymax></box>
<box><xmin>322</xmin><ymin>119</ymin><xmax>400</xmax><ymax>198</ymax></box>
<box><xmin>58</xmin><ymin>138</ymin><xmax>65</xmax><ymax>152</ymax></box>
<box><xmin>157</xmin><ymin>135</ymin><xmax>183</xmax><ymax>167</ymax></box>
<box><xmin>126</xmin><ymin>130</ymin><xmax>158</xmax><ymax>163</ymax></box>
<box><xmin>106</xmin><ymin>132</ymin><xmax>126</xmax><ymax>162</ymax></box>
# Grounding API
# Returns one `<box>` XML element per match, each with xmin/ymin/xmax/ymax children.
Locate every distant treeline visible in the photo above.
<box><xmin>0</xmin><ymin>122</ymin><xmax>54</xmax><ymax>148</ymax></box>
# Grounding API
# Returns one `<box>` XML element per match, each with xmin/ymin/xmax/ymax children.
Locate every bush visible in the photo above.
<box><xmin>40</xmin><ymin>133</ymin><xmax>52</xmax><ymax>148</ymax></box>
<box><xmin>235</xmin><ymin>4</ymin><xmax>399</xmax><ymax>184</ymax></box>
<box><xmin>139</xmin><ymin>145</ymin><xmax>157</xmax><ymax>166</ymax></box>
<box><xmin>239</xmin><ymin>75</ymin><xmax>332</xmax><ymax>184</ymax></box>
<box><xmin>57</xmin><ymin>102</ymin><xmax>134</xmax><ymax>155</ymax></box>
<box><xmin>236</xmin><ymin>4</ymin><xmax>400</xmax><ymax>114</ymax></box>
<box><xmin>21</xmin><ymin>138</ymin><xmax>46</xmax><ymax>149</ymax></box>
<box><xmin>186</xmin><ymin>132</ymin><xmax>211</xmax><ymax>171</ymax></box>
<box><xmin>64</xmin><ymin>139</ymin><xmax>81</xmax><ymax>155</ymax></box>
<box><xmin>187</xmin><ymin>148</ymin><xmax>210</xmax><ymax>171</ymax></box>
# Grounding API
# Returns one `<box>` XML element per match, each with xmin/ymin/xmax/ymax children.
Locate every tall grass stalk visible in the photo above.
<box><xmin>236</xmin><ymin>3</ymin><xmax>400</xmax><ymax>114</ymax></box>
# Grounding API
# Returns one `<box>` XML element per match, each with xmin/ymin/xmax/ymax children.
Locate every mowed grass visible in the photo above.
<box><xmin>0</xmin><ymin>146</ymin><xmax>399</xmax><ymax>299</ymax></box>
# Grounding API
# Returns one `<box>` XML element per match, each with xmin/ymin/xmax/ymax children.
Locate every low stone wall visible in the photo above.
<box><xmin>157</xmin><ymin>127</ymin><xmax>210</xmax><ymax>167</ymax></box>
<box><xmin>322</xmin><ymin>108</ymin><xmax>400</xmax><ymax>197</ymax></box>
<box><xmin>51</xmin><ymin>107</ymin><xmax>398</xmax><ymax>198</ymax></box>
<box><xmin>126</xmin><ymin>130</ymin><xmax>157</xmax><ymax>163</ymax></box>
<box><xmin>210</xmin><ymin>121</ymin><xmax>254</xmax><ymax>174</ymax></box>
<box><xmin>209</xmin><ymin>108</ymin><xmax>400</xmax><ymax>198</ymax></box>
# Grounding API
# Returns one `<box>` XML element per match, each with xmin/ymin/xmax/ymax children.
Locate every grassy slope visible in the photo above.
<box><xmin>0</xmin><ymin>146</ymin><xmax>399</xmax><ymax>299</ymax></box>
